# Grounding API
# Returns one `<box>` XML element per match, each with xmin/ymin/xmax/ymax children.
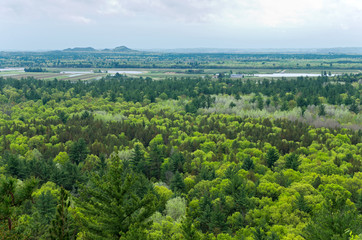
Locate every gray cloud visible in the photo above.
<box><xmin>1</xmin><ymin>0</ymin><xmax>362</xmax><ymax>50</ymax></box>
<box><xmin>1</xmin><ymin>0</ymin><xmax>362</xmax><ymax>28</ymax></box>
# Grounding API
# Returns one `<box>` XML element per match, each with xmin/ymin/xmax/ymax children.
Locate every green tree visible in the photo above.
<box><xmin>48</xmin><ymin>187</ymin><xmax>76</xmax><ymax>240</ymax></box>
<box><xmin>69</xmin><ymin>138</ymin><xmax>89</xmax><ymax>165</ymax></box>
<box><xmin>242</xmin><ymin>156</ymin><xmax>255</xmax><ymax>171</ymax></box>
<box><xmin>181</xmin><ymin>213</ymin><xmax>201</xmax><ymax>240</ymax></box>
<box><xmin>0</xmin><ymin>176</ymin><xmax>38</xmax><ymax>231</ymax></box>
<box><xmin>303</xmin><ymin>184</ymin><xmax>361</xmax><ymax>239</ymax></box>
<box><xmin>77</xmin><ymin>157</ymin><xmax>161</xmax><ymax>239</ymax></box>
<box><xmin>131</xmin><ymin>143</ymin><xmax>146</xmax><ymax>173</ymax></box>
<box><xmin>147</xmin><ymin>135</ymin><xmax>166</xmax><ymax>180</ymax></box>
<box><xmin>318</xmin><ymin>104</ymin><xmax>326</xmax><ymax>116</ymax></box>
<box><xmin>266</xmin><ymin>147</ymin><xmax>279</xmax><ymax>169</ymax></box>
<box><xmin>171</xmin><ymin>171</ymin><xmax>186</xmax><ymax>193</ymax></box>
<box><xmin>285</xmin><ymin>153</ymin><xmax>300</xmax><ymax>171</ymax></box>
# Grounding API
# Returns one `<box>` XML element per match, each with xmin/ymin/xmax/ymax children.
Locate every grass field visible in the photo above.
<box><xmin>1</xmin><ymin>67</ymin><xmax>360</xmax><ymax>81</ymax></box>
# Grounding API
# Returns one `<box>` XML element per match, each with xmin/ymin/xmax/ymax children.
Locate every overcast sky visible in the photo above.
<box><xmin>1</xmin><ymin>0</ymin><xmax>362</xmax><ymax>50</ymax></box>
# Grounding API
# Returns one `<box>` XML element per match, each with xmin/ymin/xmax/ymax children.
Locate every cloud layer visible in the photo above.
<box><xmin>1</xmin><ymin>0</ymin><xmax>362</xmax><ymax>49</ymax></box>
<box><xmin>2</xmin><ymin>0</ymin><xmax>362</xmax><ymax>27</ymax></box>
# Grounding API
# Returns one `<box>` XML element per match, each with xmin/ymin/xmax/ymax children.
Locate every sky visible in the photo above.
<box><xmin>1</xmin><ymin>0</ymin><xmax>362</xmax><ymax>50</ymax></box>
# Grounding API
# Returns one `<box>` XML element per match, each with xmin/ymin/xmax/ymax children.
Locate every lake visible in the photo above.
<box><xmin>107</xmin><ymin>70</ymin><xmax>143</xmax><ymax>74</ymax></box>
<box><xmin>254</xmin><ymin>73</ymin><xmax>323</xmax><ymax>77</ymax></box>
<box><xmin>0</xmin><ymin>68</ymin><xmax>24</xmax><ymax>72</ymax></box>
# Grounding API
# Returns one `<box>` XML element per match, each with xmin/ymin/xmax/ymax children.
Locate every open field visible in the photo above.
<box><xmin>1</xmin><ymin>67</ymin><xmax>360</xmax><ymax>81</ymax></box>
<box><xmin>1</xmin><ymin>51</ymin><xmax>362</xmax><ymax>81</ymax></box>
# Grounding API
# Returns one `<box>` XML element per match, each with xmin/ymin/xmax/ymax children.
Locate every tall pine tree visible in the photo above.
<box><xmin>77</xmin><ymin>156</ymin><xmax>161</xmax><ymax>239</ymax></box>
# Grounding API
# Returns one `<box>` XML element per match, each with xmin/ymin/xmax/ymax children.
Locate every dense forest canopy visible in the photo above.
<box><xmin>0</xmin><ymin>66</ymin><xmax>361</xmax><ymax>239</ymax></box>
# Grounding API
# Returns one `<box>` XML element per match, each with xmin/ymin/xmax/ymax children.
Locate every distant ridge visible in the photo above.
<box><xmin>143</xmin><ymin>47</ymin><xmax>362</xmax><ymax>54</ymax></box>
<box><xmin>63</xmin><ymin>47</ymin><xmax>96</xmax><ymax>52</ymax></box>
<box><xmin>62</xmin><ymin>46</ymin><xmax>138</xmax><ymax>53</ymax></box>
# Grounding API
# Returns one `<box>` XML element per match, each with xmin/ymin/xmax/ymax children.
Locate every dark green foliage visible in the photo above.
<box><xmin>34</xmin><ymin>191</ymin><xmax>57</xmax><ymax>225</ymax></box>
<box><xmin>225</xmin><ymin>174</ymin><xmax>250</xmax><ymax>214</ymax></box>
<box><xmin>77</xmin><ymin>157</ymin><xmax>161</xmax><ymax>239</ymax></box>
<box><xmin>58</xmin><ymin>111</ymin><xmax>69</xmax><ymax>124</ymax></box>
<box><xmin>242</xmin><ymin>156</ymin><xmax>255</xmax><ymax>170</ymax></box>
<box><xmin>147</xmin><ymin>142</ymin><xmax>165</xmax><ymax>180</ymax></box>
<box><xmin>318</xmin><ymin>104</ymin><xmax>326</xmax><ymax>116</ymax></box>
<box><xmin>0</xmin><ymin>176</ymin><xmax>38</xmax><ymax>231</ymax></box>
<box><xmin>266</xmin><ymin>147</ymin><xmax>279</xmax><ymax>168</ymax></box>
<box><xmin>24</xmin><ymin>67</ymin><xmax>47</xmax><ymax>72</ymax></box>
<box><xmin>209</xmin><ymin>199</ymin><xmax>227</xmax><ymax>234</ymax></box>
<box><xmin>131</xmin><ymin>143</ymin><xmax>146</xmax><ymax>173</ymax></box>
<box><xmin>170</xmin><ymin>151</ymin><xmax>185</xmax><ymax>173</ymax></box>
<box><xmin>197</xmin><ymin>193</ymin><xmax>213</xmax><ymax>233</ymax></box>
<box><xmin>294</xmin><ymin>194</ymin><xmax>311</xmax><ymax>213</ymax></box>
<box><xmin>349</xmin><ymin>102</ymin><xmax>359</xmax><ymax>114</ymax></box>
<box><xmin>69</xmin><ymin>138</ymin><xmax>89</xmax><ymax>164</ymax></box>
<box><xmin>48</xmin><ymin>188</ymin><xmax>76</xmax><ymax>240</ymax></box>
<box><xmin>280</xmin><ymin>101</ymin><xmax>289</xmax><ymax>111</ymax></box>
<box><xmin>284</xmin><ymin>153</ymin><xmax>300</xmax><ymax>171</ymax></box>
<box><xmin>3</xmin><ymin>152</ymin><xmax>26</xmax><ymax>179</ymax></box>
<box><xmin>253</xmin><ymin>227</ymin><xmax>267</xmax><ymax>240</ymax></box>
<box><xmin>198</xmin><ymin>165</ymin><xmax>216</xmax><ymax>181</ymax></box>
<box><xmin>181</xmin><ymin>210</ymin><xmax>201</xmax><ymax>240</ymax></box>
<box><xmin>257</xmin><ymin>96</ymin><xmax>264</xmax><ymax>110</ymax></box>
<box><xmin>312</xmin><ymin>175</ymin><xmax>322</xmax><ymax>189</ymax></box>
<box><xmin>356</xmin><ymin>192</ymin><xmax>362</xmax><ymax>214</ymax></box>
<box><xmin>170</xmin><ymin>171</ymin><xmax>186</xmax><ymax>193</ymax></box>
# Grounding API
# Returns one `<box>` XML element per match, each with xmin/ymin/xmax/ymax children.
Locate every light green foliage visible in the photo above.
<box><xmin>54</xmin><ymin>152</ymin><xmax>70</xmax><ymax>165</ymax></box>
<box><xmin>165</xmin><ymin>197</ymin><xmax>187</xmax><ymax>221</ymax></box>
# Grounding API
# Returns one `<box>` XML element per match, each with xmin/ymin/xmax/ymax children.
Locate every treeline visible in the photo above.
<box><xmin>24</xmin><ymin>67</ymin><xmax>47</xmax><ymax>72</ymax></box>
<box><xmin>2</xmin><ymin>51</ymin><xmax>362</xmax><ymax>69</ymax></box>
<box><xmin>0</xmin><ymin>73</ymin><xmax>360</xmax><ymax>114</ymax></box>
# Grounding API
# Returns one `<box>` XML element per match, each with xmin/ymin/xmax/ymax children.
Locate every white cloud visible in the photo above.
<box><xmin>1</xmin><ymin>0</ymin><xmax>362</xmax><ymax>50</ymax></box>
<box><xmin>1</xmin><ymin>0</ymin><xmax>362</xmax><ymax>30</ymax></box>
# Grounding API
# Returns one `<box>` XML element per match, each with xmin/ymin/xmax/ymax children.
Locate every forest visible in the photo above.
<box><xmin>0</xmin><ymin>68</ymin><xmax>361</xmax><ymax>239</ymax></box>
<box><xmin>2</xmin><ymin>51</ymin><xmax>362</xmax><ymax>70</ymax></box>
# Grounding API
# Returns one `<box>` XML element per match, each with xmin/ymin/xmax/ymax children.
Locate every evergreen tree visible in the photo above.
<box><xmin>147</xmin><ymin>137</ymin><xmax>166</xmax><ymax>180</ymax></box>
<box><xmin>0</xmin><ymin>176</ymin><xmax>38</xmax><ymax>231</ymax></box>
<box><xmin>294</xmin><ymin>194</ymin><xmax>311</xmax><ymax>213</ymax></box>
<box><xmin>318</xmin><ymin>104</ymin><xmax>326</xmax><ymax>116</ymax></box>
<box><xmin>242</xmin><ymin>156</ymin><xmax>255</xmax><ymax>170</ymax></box>
<box><xmin>131</xmin><ymin>143</ymin><xmax>146</xmax><ymax>173</ymax></box>
<box><xmin>48</xmin><ymin>187</ymin><xmax>76</xmax><ymax>240</ymax></box>
<box><xmin>69</xmin><ymin>138</ymin><xmax>89</xmax><ymax>165</ymax></box>
<box><xmin>349</xmin><ymin>102</ymin><xmax>359</xmax><ymax>114</ymax></box>
<box><xmin>312</xmin><ymin>175</ymin><xmax>322</xmax><ymax>189</ymax></box>
<box><xmin>266</xmin><ymin>147</ymin><xmax>279</xmax><ymax>168</ymax></box>
<box><xmin>77</xmin><ymin>157</ymin><xmax>161</xmax><ymax>239</ymax></box>
<box><xmin>285</xmin><ymin>153</ymin><xmax>300</xmax><ymax>171</ymax></box>
<box><xmin>181</xmin><ymin>214</ymin><xmax>201</xmax><ymax>240</ymax></box>
<box><xmin>170</xmin><ymin>171</ymin><xmax>185</xmax><ymax>193</ymax></box>
<box><xmin>198</xmin><ymin>194</ymin><xmax>213</xmax><ymax>233</ymax></box>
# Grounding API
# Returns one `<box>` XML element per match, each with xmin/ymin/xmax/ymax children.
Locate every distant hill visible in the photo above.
<box><xmin>62</xmin><ymin>46</ymin><xmax>138</xmax><ymax>53</ymax></box>
<box><xmin>63</xmin><ymin>47</ymin><xmax>96</xmax><ymax>52</ymax></box>
<box><xmin>111</xmin><ymin>46</ymin><xmax>136</xmax><ymax>52</ymax></box>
